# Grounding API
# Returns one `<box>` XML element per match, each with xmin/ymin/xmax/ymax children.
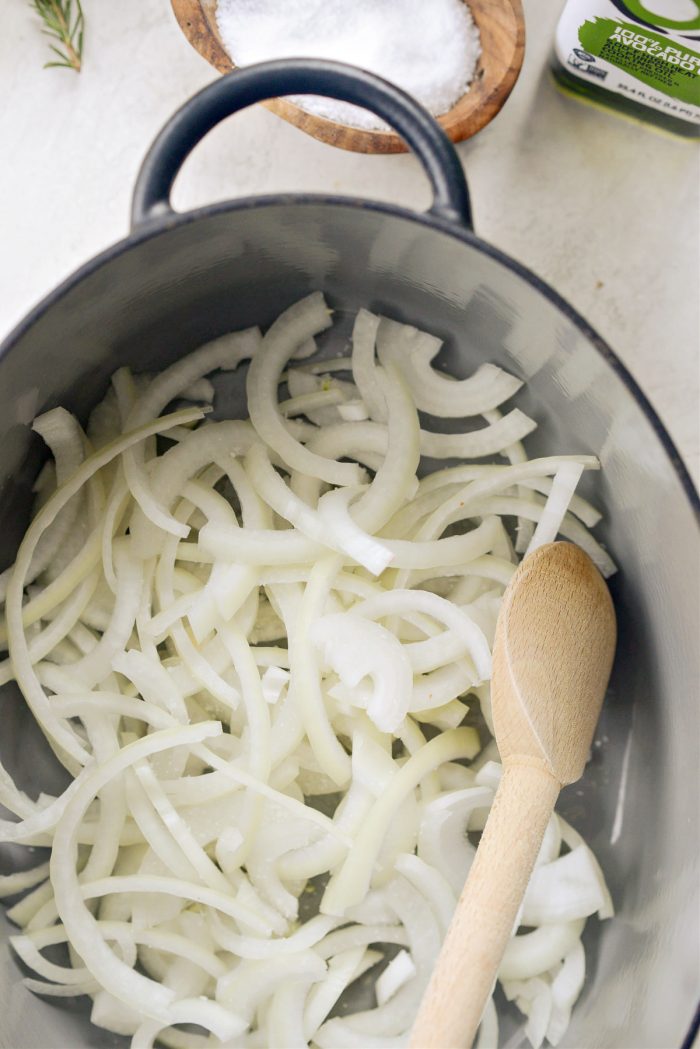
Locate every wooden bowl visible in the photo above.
<box><xmin>171</xmin><ymin>0</ymin><xmax>525</xmax><ymax>154</ymax></box>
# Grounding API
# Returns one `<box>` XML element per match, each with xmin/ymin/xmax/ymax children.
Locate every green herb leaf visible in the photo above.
<box><xmin>30</xmin><ymin>0</ymin><xmax>84</xmax><ymax>73</ymax></box>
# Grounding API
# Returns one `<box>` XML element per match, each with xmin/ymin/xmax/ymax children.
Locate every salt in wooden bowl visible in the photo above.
<box><xmin>171</xmin><ymin>0</ymin><xmax>525</xmax><ymax>154</ymax></box>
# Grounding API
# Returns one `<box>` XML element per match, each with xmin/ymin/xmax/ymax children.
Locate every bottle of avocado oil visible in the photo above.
<box><xmin>552</xmin><ymin>1</ymin><xmax>700</xmax><ymax>137</ymax></box>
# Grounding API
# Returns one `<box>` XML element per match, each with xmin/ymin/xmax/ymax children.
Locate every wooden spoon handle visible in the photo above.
<box><xmin>409</xmin><ymin>762</ymin><xmax>561</xmax><ymax>1048</ymax></box>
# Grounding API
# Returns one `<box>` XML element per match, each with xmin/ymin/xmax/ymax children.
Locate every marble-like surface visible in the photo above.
<box><xmin>0</xmin><ymin>0</ymin><xmax>698</xmax><ymax>481</ymax></box>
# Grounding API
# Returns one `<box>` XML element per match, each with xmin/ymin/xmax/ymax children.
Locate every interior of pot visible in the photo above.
<box><xmin>0</xmin><ymin>200</ymin><xmax>697</xmax><ymax>1049</ymax></box>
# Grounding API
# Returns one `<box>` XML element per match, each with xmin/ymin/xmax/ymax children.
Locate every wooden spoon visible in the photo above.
<box><xmin>410</xmin><ymin>541</ymin><xmax>616</xmax><ymax>1049</ymax></box>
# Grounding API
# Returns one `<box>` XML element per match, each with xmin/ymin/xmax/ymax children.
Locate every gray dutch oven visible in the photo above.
<box><xmin>0</xmin><ymin>61</ymin><xmax>698</xmax><ymax>1049</ymax></box>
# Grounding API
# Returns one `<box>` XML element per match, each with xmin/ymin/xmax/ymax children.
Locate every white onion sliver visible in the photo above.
<box><xmin>376</xmin><ymin>315</ymin><xmax>523</xmax><ymax>419</ymax></box>
<box><xmin>313</xmin><ymin>612</ymin><xmax>413</xmax><ymax>733</ymax></box>
<box><xmin>376</xmin><ymin>949</ymin><xmax>416</xmax><ymax>1006</ymax></box>
<box><xmin>246</xmin><ymin>293</ymin><xmax>362</xmax><ymax>486</ymax></box>
<box><xmin>419</xmin><ymin>409</ymin><xmax>537</xmax><ymax>460</ymax></box>
<box><xmin>526</xmin><ymin>461</ymin><xmax>585</xmax><ymax>556</ymax></box>
<box><xmin>0</xmin><ymin>408</ymin><xmax>86</xmax><ymax>602</ymax></box>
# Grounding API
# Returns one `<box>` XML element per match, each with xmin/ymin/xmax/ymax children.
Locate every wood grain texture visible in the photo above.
<box><xmin>410</xmin><ymin>542</ymin><xmax>616</xmax><ymax>1048</ymax></box>
<box><xmin>492</xmin><ymin>541</ymin><xmax>616</xmax><ymax>786</ymax></box>
<box><xmin>170</xmin><ymin>0</ymin><xmax>525</xmax><ymax>153</ymax></box>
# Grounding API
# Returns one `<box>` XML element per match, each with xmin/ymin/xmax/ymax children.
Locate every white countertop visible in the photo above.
<box><xmin>1</xmin><ymin>0</ymin><xmax>698</xmax><ymax>482</ymax></box>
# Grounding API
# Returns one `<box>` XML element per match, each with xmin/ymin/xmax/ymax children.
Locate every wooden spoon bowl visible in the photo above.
<box><xmin>170</xmin><ymin>0</ymin><xmax>525</xmax><ymax>153</ymax></box>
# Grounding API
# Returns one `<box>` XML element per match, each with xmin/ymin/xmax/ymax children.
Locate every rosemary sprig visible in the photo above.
<box><xmin>30</xmin><ymin>0</ymin><xmax>84</xmax><ymax>72</ymax></box>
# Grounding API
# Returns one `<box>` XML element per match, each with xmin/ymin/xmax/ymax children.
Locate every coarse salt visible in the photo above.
<box><xmin>215</xmin><ymin>0</ymin><xmax>482</xmax><ymax>130</ymax></box>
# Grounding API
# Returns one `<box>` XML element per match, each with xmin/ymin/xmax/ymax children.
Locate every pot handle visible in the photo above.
<box><xmin>131</xmin><ymin>59</ymin><xmax>472</xmax><ymax>230</ymax></box>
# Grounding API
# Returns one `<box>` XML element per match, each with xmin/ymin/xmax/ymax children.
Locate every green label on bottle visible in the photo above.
<box><xmin>578</xmin><ymin>18</ymin><xmax>700</xmax><ymax>104</ymax></box>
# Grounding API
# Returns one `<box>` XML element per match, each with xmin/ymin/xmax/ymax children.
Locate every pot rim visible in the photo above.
<box><xmin>3</xmin><ymin>193</ymin><xmax>697</xmax><ymax>523</ymax></box>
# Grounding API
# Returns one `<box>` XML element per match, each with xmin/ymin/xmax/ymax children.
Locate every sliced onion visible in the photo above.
<box><xmin>521</xmin><ymin>844</ymin><xmax>609</xmax><ymax>925</ymax></box>
<box><xmin>0</xmin><ymin>408</ymin><xmax>86</xmax><ymax>601</ymax></box>
<box><xmin>499</xmin><ymin>919</ymin><xmax>586</xmax><ymax>981</ymax></box>
<box><xmin>526</xmin><ymin>461</ymin><xmax>585</xmax><ymax>555</ymax></box>
<box><xmin>321</xmin><ymin>729</ymin><xmax>479</xmax><ymax>916</ymax></box>
<box><xmin>247</xmin><ymin>293</ymin><xmax>362</xmax><ymax>486</ymax></box>
<box><xmin>376</xmin><ymin>949</ymin><xmax>416</xmax><ymax>1006</ymax></box>
<box><xmin>0</xmin><ymin>298</ymin><xmax>615</xmax><ymax>1049</ymax></box>
<box><xmin>303</xmin><ymin>945</ymin><xmax>367</xmax><ymax>1040</ymax></box>
<box><xmin>351</xmin><ymin>309</ymin><xmax>386</xmax><ymax>423</ymax></box>
<box><xmin>122</xmin><ymin>327</ymin><xmax>260</xmax><ymax>537</ymax></box>
<box><xmin>313</xmin><ymin>612</ymin><xmax>413</xmax><ymax>733</ymax></box>
<box><xmin>376</xmin><ymin>315</ymin><xmax>523</xmax><ymax>418</ymax></box>
<box><xmin>0</xmin><ymin>862</ymin><xmax>50</xmax><ymax>899</ymax></box>
<box><xmin>419</xmin><ymin>409</ymin><xmax>536</xmax><ymax>460</ymax></box>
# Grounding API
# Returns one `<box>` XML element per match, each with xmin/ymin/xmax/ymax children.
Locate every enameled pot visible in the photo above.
<box><xmin>0</xmin><ymin>61</ymin><xmax>698</xmax><ymax>1049</ymax></box>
